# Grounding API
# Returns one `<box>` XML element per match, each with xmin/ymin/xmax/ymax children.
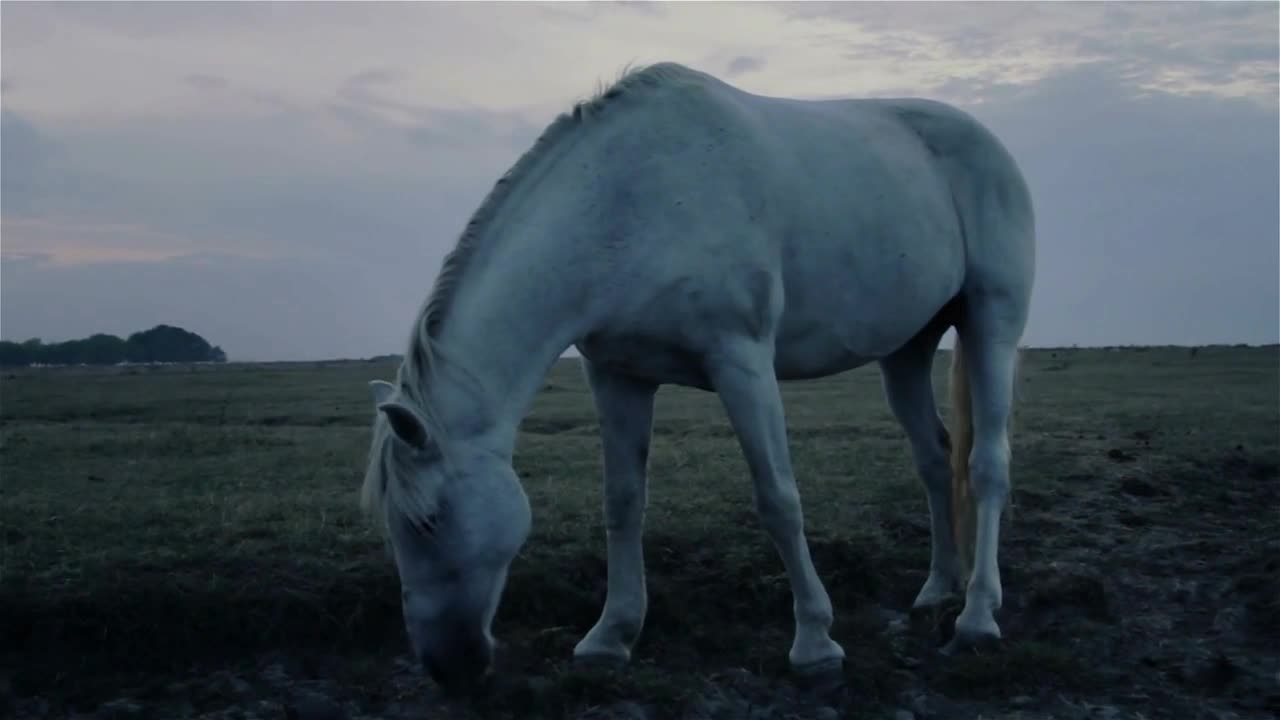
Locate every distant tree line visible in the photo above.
<box><xmin>0</xmin><ymin>325</ymin><xmax>227</xmax><ymax>367</ymax></box>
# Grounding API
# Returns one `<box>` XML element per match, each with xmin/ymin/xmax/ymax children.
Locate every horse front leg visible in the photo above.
<box><xmin>706</xmin><ymin>338</ymin><xmax>846</xmax><ymax>680</ymax></box>
<box><xmin>572</xmin><ymin>360</ymin><xmax>658</xmax><ymax>666</ymax></box>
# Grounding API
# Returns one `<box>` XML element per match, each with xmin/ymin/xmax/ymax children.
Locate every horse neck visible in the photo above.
<box><xmin>409</xmin><ymin>117</ymin><xmax>608</xmax><ymax>458</ymax></box>
<box><xmin>425</xmin><ymin>243</ymin><xmax>590</xmax><ymax>458</ymax></box>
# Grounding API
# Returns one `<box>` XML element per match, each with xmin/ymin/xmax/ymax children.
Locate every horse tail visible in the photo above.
<box><xmin>948</xmin><ymin>333</ymin><xmax>976</xmax><ymax>582</ymax></box>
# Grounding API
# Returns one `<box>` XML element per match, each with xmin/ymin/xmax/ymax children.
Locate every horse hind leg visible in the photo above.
<box><xmin>879</xmin><ymin>321</ymin><xmax>965</xmax><ymax>610</ymax></box>
<box><xmin>946</xmin><ymin>292</ymin><xmax>1027</xmax><ymax>652</ymax></box>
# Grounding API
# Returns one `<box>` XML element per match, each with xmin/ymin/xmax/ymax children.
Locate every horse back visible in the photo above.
<box><xmin>572</xmin><ymin>75</ymin><xmax>1026</xmax><ymax>380</ymax></box>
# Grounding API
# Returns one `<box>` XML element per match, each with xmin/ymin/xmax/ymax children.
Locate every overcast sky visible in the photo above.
<box><xmin>2</xmin><ymin>2</ymin><xmax>1277</xmax><ymax>361</ymax></box>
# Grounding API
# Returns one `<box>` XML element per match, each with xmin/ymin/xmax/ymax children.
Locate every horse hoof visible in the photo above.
<box><xmin>940</xmin><ymin>628</ymin><xmax>1003</xmax><ymax>657</ymax></box>
<box><xmin>792</xmin><ymin>657</ymin><xmax>845</xmax><ymax>693</ymax></box>
<box><xmin>571</xmin><ymin>651</ymin><xmax>629</xmax><ymax>670</ymax></box>
<box><xmin>911</xmin><ymin>578</ymin><xmax>961</xmax><ymax>612</ymax></box>
<box><xmin>942</xmin><ymin>606</ymin><xmax>1003</xmax><ymax>655</ymax></box>
<box><xmin>907</xmin><ymin>601</ymin><xmax>951</xmax><ymax>627</ymax></box>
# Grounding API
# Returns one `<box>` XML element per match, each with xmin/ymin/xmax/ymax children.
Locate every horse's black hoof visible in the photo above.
<box><xmin>940</xmin><ymin>629</ymin><xmax>1003</xmax><ymax>657</ymax></box>
<box><xmin>792</xmin><ymin>657</ymin><xmax>846</xmax><ymax>695</ymax></box>
<box><xmin>571</xmin><ymin>652</ymin><xmax>629</xmax><ymax>671</ymax></box>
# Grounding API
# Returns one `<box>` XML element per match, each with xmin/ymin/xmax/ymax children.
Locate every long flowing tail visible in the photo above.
<box><xmin>948</xmin><ymin>335</ymin><xmax>976</xmax><ymax>582</ymax></box>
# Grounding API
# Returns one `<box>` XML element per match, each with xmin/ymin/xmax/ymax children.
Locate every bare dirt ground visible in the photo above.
<box><xmin>2</xmin><ymin>346</ymin><xmax>1276</xmax><ymax>719</ymax></box>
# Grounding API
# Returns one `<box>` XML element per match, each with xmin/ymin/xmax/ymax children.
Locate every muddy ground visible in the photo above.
<box><xmin>2</xmin><ymin>346</ymin><xmax>1276</xmax><ymax>719</ymax></box>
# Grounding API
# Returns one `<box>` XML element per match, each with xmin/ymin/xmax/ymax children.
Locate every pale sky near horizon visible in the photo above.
<box><xmin>2</xmin><ymin>1</ymin><xmax>1277</xmax><ymax>361</ymax></box>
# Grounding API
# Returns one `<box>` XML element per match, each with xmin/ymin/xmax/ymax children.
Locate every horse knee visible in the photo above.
<box><xmin>603</xmin><ymin>478</ymin><xmax>646</xmax><ymax>533</ymax></box>
<box><xmin>754</xmin><ymin>479</ymin><xmax>803</xmax><ymax>535</ymax></box>
<box><xmin>968</xmin><ymin>442</ymin><xmax>1010</xmax><ymax>503</ymax></box>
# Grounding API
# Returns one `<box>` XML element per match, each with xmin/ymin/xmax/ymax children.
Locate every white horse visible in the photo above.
<box><xmin>361</xmin><ymin>62</ymin><xmax>1034</xmax><ymax>693</ymax></box>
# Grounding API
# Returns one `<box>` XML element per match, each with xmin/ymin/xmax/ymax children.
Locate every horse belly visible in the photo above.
<box><xmin>576</xmin><ymin>332</ymin><xmax>716</xmax><ymax>390</ymax></box>
<box><xmin>772</xmin><ymin>333</ymin><xmax>876</xmax><ymax>380</ymax></box>
<box><xmin>773</xmin><ymin>235</ymin><xmax>963</xmax><ymax>379</ymax></box>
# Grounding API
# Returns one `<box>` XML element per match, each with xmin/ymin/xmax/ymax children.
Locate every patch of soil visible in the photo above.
<box><xmin>987</xmin><ymin>451</ymin><xmax>1280</xmax><ymax>719</ymax></box>
<box><xmin>4</xmin><ymin>453</ymin><xmax>1277</xmax><ymax>719</ymax></box>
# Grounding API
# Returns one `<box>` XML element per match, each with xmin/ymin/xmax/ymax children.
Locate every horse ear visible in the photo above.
<box><xmin>378</xmin><ymin>400</ymin><xmax>430</xmax><ymax>450</ymax></box>
<box><xmin>368</xmin><ymin>379</ymin><xmax>396</xmax><ymax>406</ymax></box>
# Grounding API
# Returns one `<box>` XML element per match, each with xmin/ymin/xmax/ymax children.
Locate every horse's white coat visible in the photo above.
<box><xmin>362</xmin><ymin>62</ymin><xmax>1034</xmax><ymax>688</ymax></box>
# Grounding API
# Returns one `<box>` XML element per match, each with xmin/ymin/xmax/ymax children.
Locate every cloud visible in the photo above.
<box><xmin>781</xmin><ymin>1</ymin><xmax>1278</xmax><ymax>104</ymax></box>
<box><xmin>8</xmin><ymin>2</ymin><xmax>1271</xmax><ymax>125</ymax></box>
<box><xmin>0</xmin><ymin>2</ymin><xmax>1275</xmax><ymax>358</ymax></box>
<box><xmin>725</xmin><ymin>55</ymin><xmax>766</xmax><ymax>77</ymax></box>
<box><xmin>0</xmin><ymin>92</ymin><xmax>540</xmax><ymax>269</ymax></box>
<box><xmin>0</xmin><ymin>110</ymin><xmax>46</xmax><ymax>172</ymax></box>
<box><xmin>184</xmin><ymin>73</ymin><xmax>229</xmax><ymax>91</ymax></box>
<box><xmin>966</xmin><ymin>63</ymin><xmax>1279</xmax><ymax>347</ymax></box>
<box><xmin>330</xmin><ymin>67</ymin><xmax>543</xmax><ymax>150</ymax></box>
<box><xmin>536</xmin><ymin>1</ymin><xmax>667</xmax><ymax>23</ymax></box>
<box><xmin>1</xmin><ymin>217</ymin><xmax>219</xmax><ymax>264</ymax></box>
<box><xmin>0</xmin><ymin>110</ymin><xmax>58</xmax><ymax>216</ymax></box>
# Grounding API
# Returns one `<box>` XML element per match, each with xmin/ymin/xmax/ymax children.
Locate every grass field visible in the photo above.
<box><xmin>2</xmin><ymin>346</ymin><xmax>1277</xmax><ymax>719</ymax></box>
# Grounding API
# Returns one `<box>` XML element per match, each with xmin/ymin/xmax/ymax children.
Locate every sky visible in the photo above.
<box><xmin>2</xmin><ymin>1</ymin><xmax>1277</xmax><ymax>361</ymax></box>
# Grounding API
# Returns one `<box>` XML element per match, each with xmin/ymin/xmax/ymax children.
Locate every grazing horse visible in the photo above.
<box><xmin>361</xmin><ymin>62</ymin><xmax>1034</xmax><ymax>693</ymax></box>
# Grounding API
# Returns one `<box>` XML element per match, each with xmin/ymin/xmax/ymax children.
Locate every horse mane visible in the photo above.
<box><xmin>409</xmin><ymin>61</ymin><xmax>695</xmax><ymax>346</ymax></box>
<box><xmin>361</xmin><ymin>61</ymin><xmax>704</xmax><ymax>530</ymax></box>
